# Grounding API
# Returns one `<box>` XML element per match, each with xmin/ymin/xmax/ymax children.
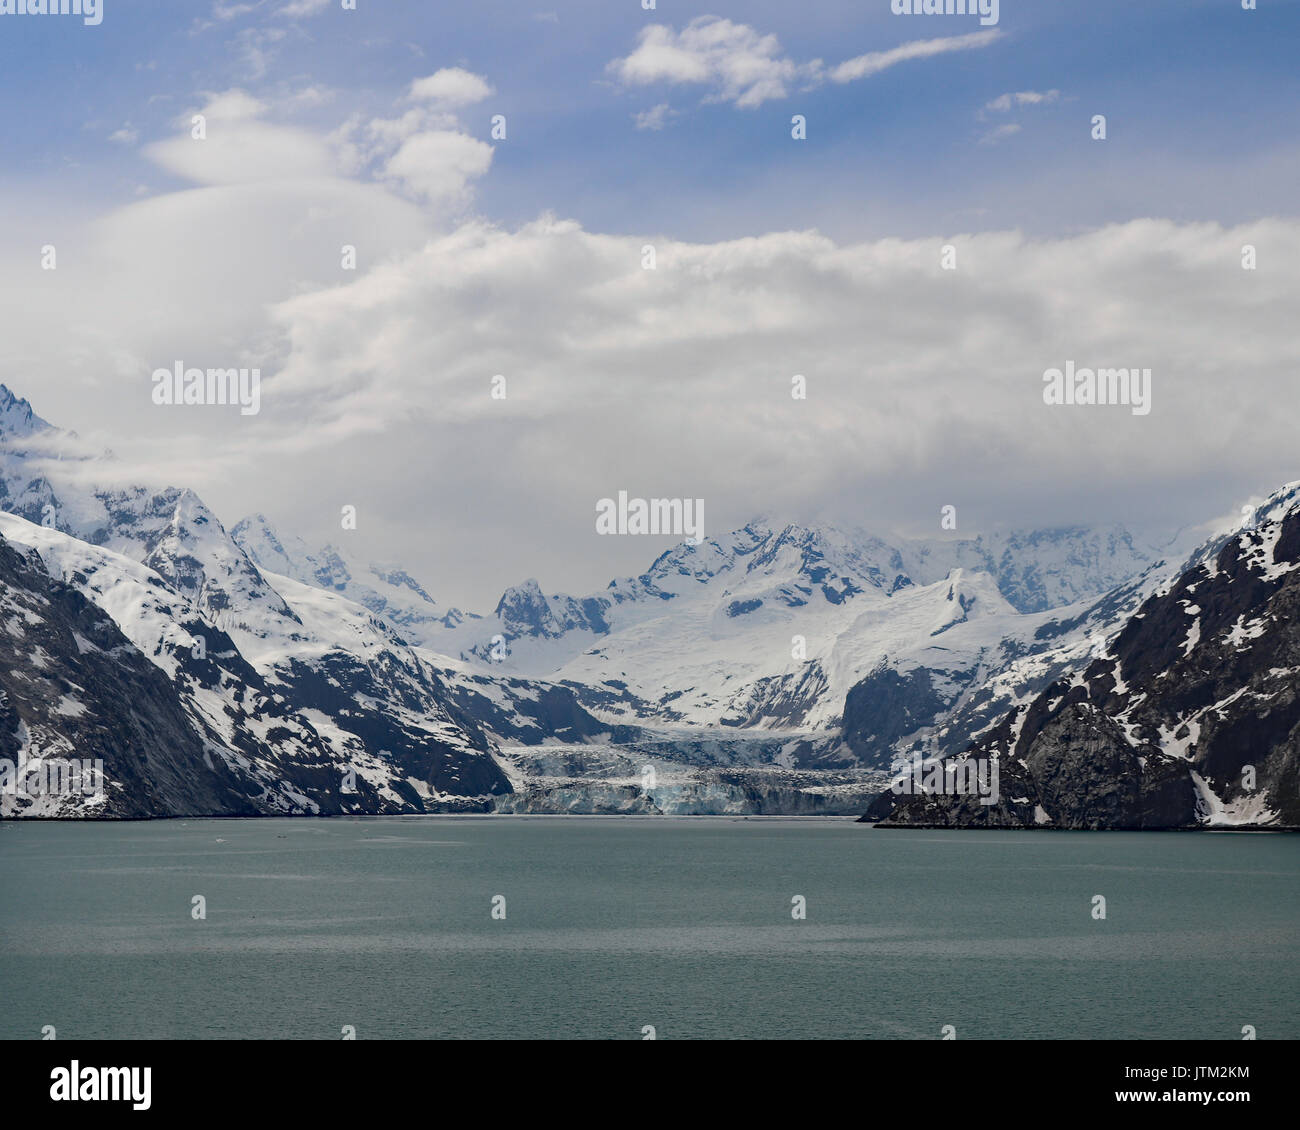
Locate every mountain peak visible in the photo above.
<box><xmin>230</xmin><ymin>513</ymin><xmax>450</xmax><ymax>645</ymax></box>
<box><xmin>0</xmin><ymin>385</ymin><xmax>51</xmax><ymax>439</ymax></box>
<box><xmin>495</xmin><ymin>577</ymin><xmax>544</xmax><ymax>616</ymax></box>
<box><xmin>1259</xmin><ymin>480</ymin><xmax>1300</xmax><ymax>523</ymax></box>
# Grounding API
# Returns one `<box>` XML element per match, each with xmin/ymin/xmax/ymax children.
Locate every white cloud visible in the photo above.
<box><xmin>382</xmin><ymin>131</ymin><xmax>494</xmax><ymax>207</ymax></box>
<box><xmin>979</xmin><ymin>122</ymin><xmax>1021</xmax><ymax>144</ymax></box>
<box><xmin>0</xmin><ymin>103</ymin><xmax>432</xmax><ymax>540</ymax></box>
<box><xmin>244</xmin><ymin>213</ymin><xmax>1300</xmax><ymax>607</ymax></box>
<box><xmin>193</xmin><ymin>89</ymin><xmax>267</xmax><ymax>122</ymax></box>
<box><xmin>213</xmin><ymin>1</ymin><xmax>259</xmax><ymax>20</ymax></box>
<box><xmin>279</xmin><ymin>0</ymin><xmax>330</xmax><ymax>16</ymax></box>
<box><xmin>285</xmin><ymin>84</ymin><xmax>335</xmax><ymax>110</ymax></box>
<box><xmin>144</xmin><ymin>91</ymin><xmax>336</xmax><ymax>184</ymax></box>
<box><xmin>408</xmin><ymin>68</ymin><xmax>495</xmax><ymax>107</ymax></box>
<box><xmin>984</xmin><ymin>89</ymin><xmax>1061</xmax><ymax>113</ymax></box>
<box><xmin>7</xmin><ymin>71</ymin><xmax>1296</xmax><ymax>608</ymax></box>
<box><xmin>354</xmin><ymin>108</ymin><xmax>432</xmax><ymax>151</ymax></box>
<box><xmin>326</xmin><ymin>73</ymin><xmax>496</xmax><ymax>211</ymax></box>
<box><xmin>233</xmin><ymin>26</ymin><xmax>287</xmax><ymax>79</ymax></box>
<box><xmin>610</xmin><ymin>18</ymin><xmax>1003</xmax><ymax>109</ymax></box>
<box><xmin>978</xmin><ymin>89</ymin><xmax>1059</xmax><ymax>141</ymax></box>
<box><xmin>108</xmin><ymin>124</ymin><xmax>139</xmax><ymax>144</ymax></box>
<box><xmin>142</xmin><ymin>82</ymin><xmax>493</xmax><ymax>214</ymax></box>
<box><xmin>609</xmin><ymin>18</ymin><xmax>811</xmax><ymax>109</ymax></box>
<box><xmin>633</xmin><ymin>103</ymin><xmax>675</xmax><ymax>131</ymax></box>
<box><xmin>830</xmin><ymin>30</ymin><xmax>1003</xmax><ymax>83</ymax></box>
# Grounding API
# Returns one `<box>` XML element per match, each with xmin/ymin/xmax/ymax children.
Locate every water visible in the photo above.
<box><xmin>1</xmin><ymin>817</ymin><xmax>1295</xmax><ymax>1040</ymax></box>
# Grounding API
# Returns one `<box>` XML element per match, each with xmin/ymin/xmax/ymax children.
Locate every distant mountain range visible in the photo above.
<box><xmin>230</xmin><ymin>513</ymin><xmax>470</xmax><ymax>643</ymax></box>
<box><xmin>393</xmin><ymin>519</ymin><xmax>1165</xmax><ymax>747</ymax></box>
<box><xmin>1</xmin><ymin>383</ymin><xmax>1293</xmax><ymax>827</ymax></box>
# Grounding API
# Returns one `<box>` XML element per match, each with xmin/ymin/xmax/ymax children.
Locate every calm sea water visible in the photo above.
<box><xmin>0</xmin><ymin>817</ymin><xmax>1295</xmax><ymax>1040</ymax></box>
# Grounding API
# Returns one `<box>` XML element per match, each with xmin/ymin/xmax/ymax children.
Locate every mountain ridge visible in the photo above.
<box><xmin>2</xmin><ymin>382</ymin><xmax>1288</xmax><ymax>824</ymax></box>
<box><xmin>867</xmin><ymin>480</ymin><xmax>1300</xmax><ymax>829</ymax></box>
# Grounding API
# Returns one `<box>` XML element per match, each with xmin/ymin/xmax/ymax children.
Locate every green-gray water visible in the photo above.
<box><xmin>1</xmin><ymin>817</ymin><xmax>1295</xmax><ymax>1040</ymax></box>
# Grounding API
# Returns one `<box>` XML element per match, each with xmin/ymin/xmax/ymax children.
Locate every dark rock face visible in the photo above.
<box><xmin>444</xmin><ymin>673</ymin><xmax>613</xmax><ymax>746</ymax></box>
<box><xmin>869</xmin><ymin>495</ymin><xmax>1300</xmax><ymax>830</ymax></box>
<box><xmin>1020</xmin><ymin>701</ymin><xmax>1197</xmax><ymax>829</ymax></box>
<box><xmin>842</xmin><ymin>667</ymin><xmax>950</xmax><ymax>769</ymax></box>
<box><xmin>716</xmin><ymin>662</ymin><xmax>831</xmax><ymax>730</ymax></box>
<box><xmin>0</xmin><ymin>399</ymin><xmax>515</xmax><ymax>818</ymax></box>
<box><xmin>0</xmin><ymin>534</ymin><xmax>253</xmax><ymax>818</ymax></box>
<box><xmin>493</xmin><ymin>579</ymin><xmax>610</xmax><ymax>640</ymax></box>
<box><xmin>273</xmin><ymin>652</ymin><xmax>511</xmax><ymax>803</ymax></box>
<box><xmin>0</xmin><ymin>527</ymin><xmax>513</xmax><ymax>819</ymax></box>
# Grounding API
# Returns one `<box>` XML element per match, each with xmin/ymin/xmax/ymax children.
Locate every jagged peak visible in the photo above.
<box><xmin>232</xmin><ymin>512</ymin><xmax>274</xmax><ymax>533</ymax></box>
<box><xmin>0</xmin><ymin>384</ymin><xmax>52</xmax><ymax>439</ymax></box>
<box><xmin>1175</xmin><ymin>479</ymin><xmax>1300</xmax><ymax>578</ymax></box>
<box><xmin>1259</xmin><ymin>479</ymin><xmax>1300</xmax><ymax>522</ymax></box>
<box><xmin>495</xmin><ymin>577</ymin><xmax>547</xmax><ymax>614</ymax></box>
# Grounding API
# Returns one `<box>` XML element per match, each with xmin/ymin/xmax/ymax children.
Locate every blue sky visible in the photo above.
<box><xmin>1</xmin><ymin>1</ymin><xmax>1298</xmax><ymax>607</ymax></box>
<box><xmin>4</xmin><ymin>0</ymin><xmax>1299</xmax><ymax>238</ymax></box>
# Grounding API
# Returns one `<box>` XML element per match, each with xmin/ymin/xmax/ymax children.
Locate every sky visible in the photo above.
<box><xmin>0</xmin><ymin>0</ymin><xmax>1298</xmax><ymax>609</ymax></box>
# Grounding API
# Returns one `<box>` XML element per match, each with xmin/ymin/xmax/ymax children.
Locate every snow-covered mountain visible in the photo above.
<box><xmin>231</xmin><ymin>513</ymin><xmax>468</xmax><ymax>645</ymax></box>
<box><xmin>414</xmin><ymin>518</ymin><xmax>1165</xmax><ymax>761</ymax></box>
<box><xmin>0</xmin><ymin>385</ymin><xmax>508</xmax><ymax>817</ymax></box>
<box><xmin>894</xmin><ymin>525</ymin><xmax>1158</xmax><ymax>614</ymax></box>
<box><xmin>0</xmin><ymin>525</ymin><xmax>253</xmax><ymax>818</ymax></box>
<box><xmin>869</xmin><ymin>480</ymin><xmax>1300</xmax><ymax>829</ymax></box>
<box><xmin>213</xmin><ymin>472</ymin><xmax>1170</xmax><ymax>775</ymax></box>
<box><xmin>436</xmin><ymin>520</ymin><xmax>1160</xmax><ymax>664</ymax></box>
<box><xmin>5</xmin><ymin>381</ymin><xmax>1281</xmax><ymax>824</ymax></box>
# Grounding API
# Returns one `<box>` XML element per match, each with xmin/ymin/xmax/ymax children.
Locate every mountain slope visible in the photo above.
<box><xmin>10</xmin><ymin>381</ymin><xmax>1255</xmax><ymax>824</ymax></box>
<box><xmin>424</xmin><ymin>520</ymin><xmax>1162</xmax><ymax>741</ymax></box>
<box><xmin>1</xmin><ymin>512</ymin><xmax>511</xmax><ymax>815</ymax></box>
<box><xmin>0</xmin><ymin>386</ymin><xmax>510</xmax><ymax>817</ymax></box>
<box><xmin>221</xmin><ymin>495</ymin><xmax>1171</xmax><ymax>784</ymax></box>
<box><xmin>232</xmin><ymin>513</ymin><xmax>468</xmax><ymax>645</ymax></box>
<box><xmin>0</xmin><ymin>529</ymin><xmax>254</xmax><ymax>818</ymax></box>
<box><xmin>868</xmin><ymin>482</ymin><xmax>1300</xmax><ymax>829</ymax></box>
